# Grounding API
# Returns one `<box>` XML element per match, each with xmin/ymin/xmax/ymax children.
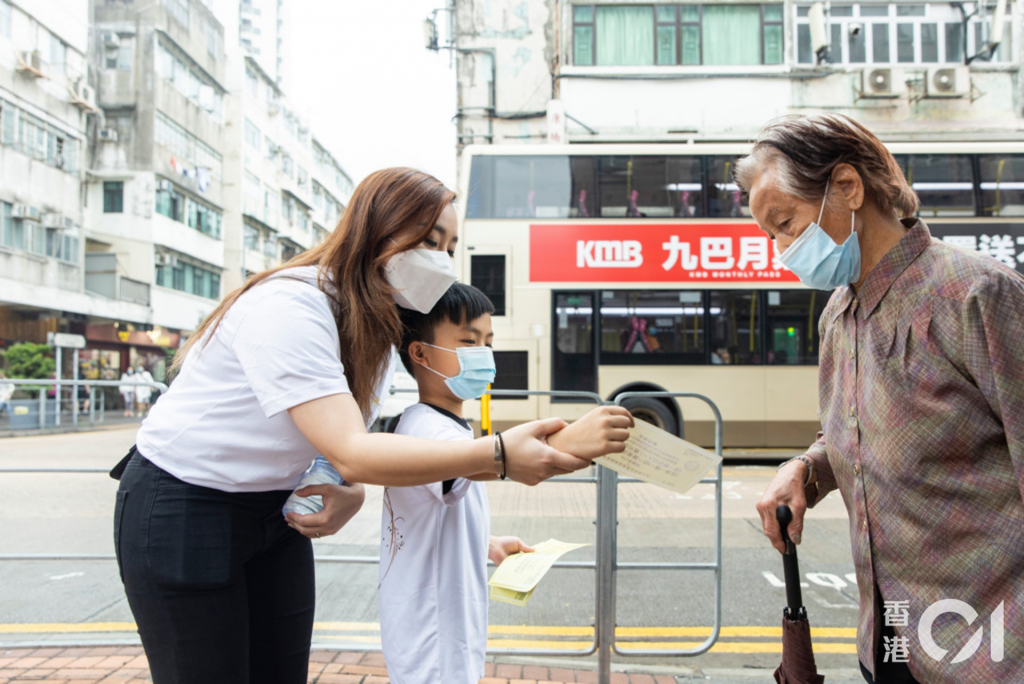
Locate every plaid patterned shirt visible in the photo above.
<box><xmin>804</xmin><ymin>219</ymin><xmax>1024</xmax><ymax>682</ymax></box>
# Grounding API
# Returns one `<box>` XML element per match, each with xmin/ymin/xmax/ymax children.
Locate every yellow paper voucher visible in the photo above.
<box><xmin>594</xmin><ymin>420</ymin><xmax>722</xmax><ymax>495</ymax></box>
<box><xmin>488</xmin><ymin>539</ymin><xmax>589</xmax><ymax>595</ymax></box>
<box><xmin>489</xmin><ymin>584</ymin><xmax>533</xmax><ymax>606</ymax></box>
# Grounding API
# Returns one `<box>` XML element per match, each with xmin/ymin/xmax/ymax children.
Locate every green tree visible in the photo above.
<box><xmin>5</xmin><ymin>343</ymin><xmax>56</xmax><ymax>389</ymax></box>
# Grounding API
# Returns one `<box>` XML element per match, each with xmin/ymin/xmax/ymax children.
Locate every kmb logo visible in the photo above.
<box><xmin>576</xmin><ymin>240</ymin><xmax>643</xmax><ymax>268</ymax></box>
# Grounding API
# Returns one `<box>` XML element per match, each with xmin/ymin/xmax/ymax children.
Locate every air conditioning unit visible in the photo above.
<box><xmin>860</xmin><ymin>67</ymin><xmax>903</xmax><ymax>98</ymax></box>
<box><xmin>267</xmin><ymin>101</ymin><xmax>280</xmax><ymax>116</ymax></box>
<box><xmin>156</xmin><ymin>179</ymin><xmax>173</xmax><ymax>191</ymax></box>
<box><xmin>17</xmin><ymin>50</ymin><xmax>43</xmax><ymax>77</ymax></box>
<box><xmin>102</xmin><ymin>32</ymin><xmax>121</xmax><ymax>48</ymax></box>
<box><xmin>925</xmin><ymin>66</ymin><xmax>970</xmax><ymax>98</ymax></box>
<box><xmin>199</xmin><ymin>85</ymin><xmax>215</xmax><ymax>112</ymax></box>
<box><xmin>12</xmin><ymin>204</ymin><xmax>41</xmax><ymax>221</ymax></box>
<box><xmin>99</xmin><ymin>128</ymin><xmax>119</xmax><ymax>142</ymax></box>
<box><xmin>62</xmin><ymin>216</ymin><xmax>75</xmax><ymax>231</ymax></box>
<box><xmin>71</xmin><ymin>79</ymin><xmax>97</xmax><ymax>111</ymax></box>
<box><xmin>298</xmin><ymin>118</ymin><xmax>309</xmax><ymax>134</ymax></box>
<box><xmin>42</xmin><ymin>212</ymin><xmax>64</xmax><ymax>228</ymax></box>
<box><xmin>155</xmin><ymin>253</ymin><xmax>178</xmax><ymax>267</ymax></box>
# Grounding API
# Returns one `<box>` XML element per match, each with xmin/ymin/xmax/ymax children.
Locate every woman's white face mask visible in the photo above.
<box><xmin>385</xmin><ymin>244</ymin><xmax>457</xmax><ymax>313</ymax></box>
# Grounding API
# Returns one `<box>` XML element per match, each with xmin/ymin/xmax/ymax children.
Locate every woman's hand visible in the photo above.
<box><xmin>285</xmin><ymin>482</ymin><xmax>366</xmax><ymax>539</ymax></box>
<box><xmin>489</xmin><ymin>536</ymin><xmax>534</xmax><ymax>566</ymax></box>
<box><xmin>546</xmin><ymin>406</ymin><xmax>634</xmax><ymax>459</ymax></box>
<box><xmin>502</xmin><ymin>417</ymin><xmax>601</xmax><ymax>485</ymax></box>
<box><xmin>755</xmin><ymin>460</ymin><xmax>809</xmax><ymax>554</ymax></box>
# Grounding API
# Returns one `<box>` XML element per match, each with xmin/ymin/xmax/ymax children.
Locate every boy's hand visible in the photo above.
<box><xmin>546</xmin><ymin>406</ymin><xmax>634</xmax><ymax>460</ymax></box>
<box><xmin>285</xmin><ymin>482</ymin><xmax>365</xmax><ymax>539</ymax></box>
<box><xmin>489</xmin><ymin>536</ymin><xmax>534</xmax><ymax>566</ymax></box>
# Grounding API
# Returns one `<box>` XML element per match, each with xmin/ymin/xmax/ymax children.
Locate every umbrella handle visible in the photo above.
<box><xmin>776</xmin><ymin>505</ymin><xmax>804</xmax><ymax>617</ymax></box>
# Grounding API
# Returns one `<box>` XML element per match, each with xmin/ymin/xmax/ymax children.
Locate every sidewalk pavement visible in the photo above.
<box><xmin>0</xmin><ymin>646</ymin><xmax>678</xmax><ymax>684</ymax></box>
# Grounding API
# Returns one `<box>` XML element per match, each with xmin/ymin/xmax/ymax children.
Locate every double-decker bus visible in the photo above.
<box><xmin>456</xmin><ymin>143</ymin><xmax>1024</xmax><ymax>448</ymax></box>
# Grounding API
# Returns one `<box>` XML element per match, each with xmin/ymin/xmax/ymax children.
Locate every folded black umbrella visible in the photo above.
<box><xmin>774</xmin><ymin>505</ymin><xmax>825</xmax><ymax>684</ymax></box>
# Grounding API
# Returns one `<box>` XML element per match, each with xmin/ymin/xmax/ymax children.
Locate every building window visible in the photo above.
<box><xmin>187</xmin><ymin>200</ymin><xmax>222</xmax><ymax>238</ymax></box>
<box><xmin>244</xmin><ymin>224</ymin><xmax>260</xmax><ymax>249</ymax></box>
<box><xmin>156</xmin><ymin>258</ymin><xmax>221</xmax><ymax>300</ymax></box>
<box><xmin>0</xmin><ymin>102</ymin><xmax>80</xmax><ymax>174</ymax></box>
<box><xmin>796</xmin><ymin>3</ymin><xmax>1011</xmax><ymax>65</ymax></box>
<box><xmin>155</xmin><ymin>184</ymin><xmax>185</xmax><ymax>222</ymax></box>
<box><xmin>103</xmin><ymin>181</ymin><xmax>124</xmax><ymax>213</ymax></box>
<box><xmin>470</xmin><ymin>255</ymin><xmax>506</xmax><ymax>316</ymax></box>
<box><xmin>245</xmin><ymin>67</ymin><xmax>259</xmax><ymax>98</ymax></box>
<box><xmin>244</xmin><ymin>118</ymin><xmax>260</xmax><ymax>150</ymax></box>
<box><xmin>161</xmin><ymin>0</ymin><xmax>189</xmax><ymax>29</ymax></box>
<box><xmin>0</xmin><ymin>1</ymin><xmax>11</xmax><ymax>38</ymax></box>
<box><xmin>573</xmin><ymin>4</ymin><xmax>783</xmax><ymax>66</ymax></box>
<box><xmin>206</xmin><ymin>20</ymin><xmax>220</xmax><ymax>57</ymax></box>
<box><xmin>154</xmin><ymin>111</ymin><xmax>223</xmax><ymax>180</ymax></box>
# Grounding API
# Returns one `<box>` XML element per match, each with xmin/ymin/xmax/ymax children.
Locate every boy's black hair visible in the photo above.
<box><xmin>398</xmin><ymin>283</ymin><xmax>495</xmax><ymax>376</ymax></box>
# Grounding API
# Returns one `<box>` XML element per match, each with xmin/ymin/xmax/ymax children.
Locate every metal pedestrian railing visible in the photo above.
<box><xmin>0</xmin><ymin>384</ymin><xmax>725</xmax><ymax>684</ymax></box>
<box><xmin>2</xmin><ymin>378</ymin><xmax>170</xmax><ymax>431</ymax></box>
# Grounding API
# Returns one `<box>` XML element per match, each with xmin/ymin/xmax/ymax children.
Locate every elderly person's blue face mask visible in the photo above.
<box><xmin>779</xmin><ymin>178</ymin><xmax>861</xmax><ymax>290</ymax></box>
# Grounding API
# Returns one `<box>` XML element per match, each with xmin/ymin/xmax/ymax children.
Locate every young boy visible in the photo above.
<box><xmin>378</xmin><ymin>283</ymin><xmax>634</xmax><ymax>684</ymax></box>
<box><xmin>378</xmin><ymin>283</ymin><xmax>530</xmax><ymax>684</ymax></box>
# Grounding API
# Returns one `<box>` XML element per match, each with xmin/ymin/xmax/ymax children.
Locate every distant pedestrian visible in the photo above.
<box><xmin>743</xmin><ymin>113</ymin><xmax>1024</xmax><ymax>683</ymax></box>
<box><xmin>134</xmin><ymin>366</ymin><xmax>153</xmax><ymax>417</ymax></box>
<box><xmin>0</xmin><ymin>370</ymin><xmax>14</xmax><ymax>416</ymax></box>
<box><xmin>119</xmin><ymin>368</ymin><xmax>135</xmax><ymax>417</ymax></box>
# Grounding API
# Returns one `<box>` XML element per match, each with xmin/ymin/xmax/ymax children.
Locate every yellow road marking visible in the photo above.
<box><xmin>618</xmin><ymin>641</ymin><xmax>858</xmax><ymax>654</ymax></box>
<box><xmin>0</xmin><ymin>622</ymin><xmax>137</xmax><ymax>633</ymax></box>
<box><xmin>617</xmin><ymin>626</ymin><xmax>857</xmax><ymax>638</ymax></box>
<box><xmin>0</xmin><ymin>623</ymin><xmax>858</xmax><ymax>655</ymax></box>
<box><xmin>318</xmin><ymin>636</ymin><xmax>857</xmax><ymax>654</ymax></box>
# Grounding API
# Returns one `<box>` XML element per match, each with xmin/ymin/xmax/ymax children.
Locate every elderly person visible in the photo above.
<box><xmin>741</xmin><ymin>114</ymin><xmax>1023</xmax><ymax>683</ymax></box>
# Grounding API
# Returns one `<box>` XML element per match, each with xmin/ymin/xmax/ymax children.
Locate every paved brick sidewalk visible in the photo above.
<box><xmin>0</xmin><ymin>646</ymin><xmax>677</xmax><ymax>683</ymax></box>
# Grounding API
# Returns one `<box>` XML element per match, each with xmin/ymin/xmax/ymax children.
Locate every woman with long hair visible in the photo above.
<box><xmin>113</xmin><ymin>167</ymin><xmax>632</xmax><ymax>684</ymax></box>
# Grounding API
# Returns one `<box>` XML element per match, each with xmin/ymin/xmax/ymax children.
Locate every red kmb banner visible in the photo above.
<box><xmin>529</xmin><ymin>223</ymin><xmax>800</xmax><ymax>284</ymax></box>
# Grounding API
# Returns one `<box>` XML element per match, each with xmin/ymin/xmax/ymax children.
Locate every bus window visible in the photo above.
<box><xmin>979</xmin><ymin>155</ymin><xmax>1024</xmax><ymax>217</ymax></box>
<box><xmin>470</xmin><ymin>254</ymin><xmax>506</xmax><ymax>316</ymax></box>
<box><xmin>552</xmin><ymin>292</ymin><xmax>597</xmax><ymax>396</ymax></box>
<box><xmin>764</xmin><ymin>290</ymin><xmax>830</xmax><ymax>365</ymax></box>
<box><xmin>707</xmin><ymin>156</ymin><xmax>751</xmax><ymax>218</ymax></box>
<box><xmin>709</xmin><ymin>290</ymin><xmax>761</xmax><ymax>364</ymax></box>
<box><xmin>598</xmin><ymin>290</ymin><xmax>705</xmax><ymax>365</ymax></box>
<box><xmin>895</xmin><ymin>154</ymin><xmax>975</xmax><ymax>217</ymax></box>
<box><xmin>465</xmin><ymin>155</ymin><xmax>573</xmax><ymax>219</ymax></box>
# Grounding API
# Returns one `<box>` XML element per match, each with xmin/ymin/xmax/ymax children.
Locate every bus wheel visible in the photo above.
<box><xmin>620</xmin><ymin>397</ymin><xmax>678</xmax><ymax>436</ymax></box>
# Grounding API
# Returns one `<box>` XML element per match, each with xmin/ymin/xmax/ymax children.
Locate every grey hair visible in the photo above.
<box><xmin>733</xmin><ymin>114</ymin><xmax>919</xmax><ymax>218</ymax></box>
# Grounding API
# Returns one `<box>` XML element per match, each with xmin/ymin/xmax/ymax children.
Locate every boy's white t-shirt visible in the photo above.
<box><xmin>378</xmin><ymin>402</ymin><xmax>490</xmax><ymax>684</ymax></box>
<box><xmin>136</xmin><ymin>266</ymin><xmax>395</xmax><ymax>492</ymax></box>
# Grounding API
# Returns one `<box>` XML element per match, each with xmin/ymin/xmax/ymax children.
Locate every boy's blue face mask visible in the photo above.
<box><xmin>419</xmin><ymin>343</ymin><xmax>496</xmax><ymax>400</ymax></box>
<box><xmin>779</xmin><ymin>179</ymin><xmax>861</xmax><ymax>290</ymax></box>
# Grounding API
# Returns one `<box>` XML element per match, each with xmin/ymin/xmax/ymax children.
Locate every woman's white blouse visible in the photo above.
<box><xmin>136</xmin><ymin>266</ymin><xmax>395</xmax><ymax>492</ymax></box>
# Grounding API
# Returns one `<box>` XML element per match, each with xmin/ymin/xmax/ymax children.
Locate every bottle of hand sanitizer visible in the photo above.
<box><xmin>282</xmin><ymin>455</ymin><xmax>344</xmax><ymax>517</ymax></box>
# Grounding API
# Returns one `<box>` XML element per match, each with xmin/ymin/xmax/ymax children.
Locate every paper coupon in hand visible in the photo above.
<box><xmin>488</xmin><ymin>539</ymin><xmax>588</xmax><ymax>597</ymax></box>
<box><xmin>594</xmin><ymin>420</ymin><xmax>721</xmax><ymax>495</ymax></box>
